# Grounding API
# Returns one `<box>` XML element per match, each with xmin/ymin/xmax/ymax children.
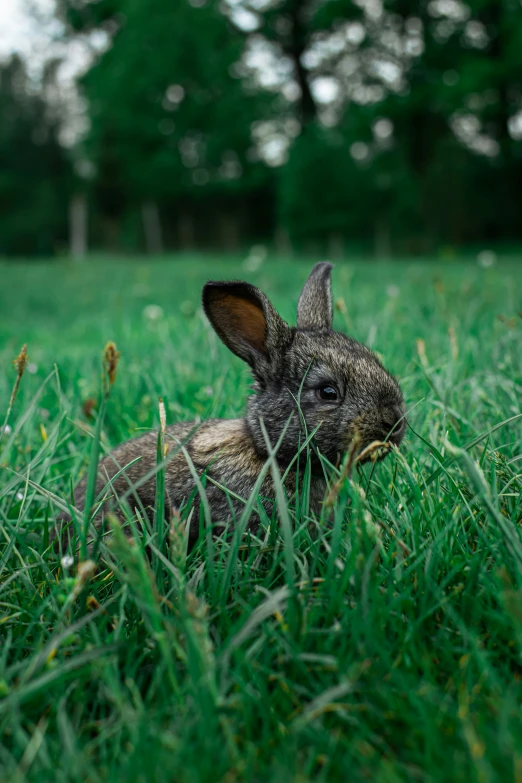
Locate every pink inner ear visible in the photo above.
<box><xmin>218</xmin><ymin>294</ymin><xmax>267</xmax><ymax>355</ymax></box>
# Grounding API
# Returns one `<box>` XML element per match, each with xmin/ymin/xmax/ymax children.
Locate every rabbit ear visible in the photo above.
<box><xmin>297</xmin><ymin>262</ymin><xmax>334</xmax><ymax>330</ymax></box>
<box><xmin>202</xmin><ymin>280</ymin><xmax>291</xmax><ymax>376</ymax></box>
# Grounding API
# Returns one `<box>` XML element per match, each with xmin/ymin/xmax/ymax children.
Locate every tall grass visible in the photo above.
<box><xmin>0</xmin><ymin>255</ymin><xmax>521</xmax><ymax>782</ymax></box>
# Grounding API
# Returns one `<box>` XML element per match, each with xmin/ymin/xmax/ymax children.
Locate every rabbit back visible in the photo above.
<box><xmin>63</xmin><ymin>418</ymin><xmax>320</xmax><ymax>549</ymax></box>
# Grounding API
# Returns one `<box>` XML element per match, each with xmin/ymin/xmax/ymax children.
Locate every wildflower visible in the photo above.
<box><xmin>143</xmin><ymin>304</ymin><xmax>164</xmax><ymax>320</ymax></box>
<box><xmin>477</xmin><ymin>250</ymin><xmax>496</xmax><ymax>268</ymax></box>
<box><xmin>61</xmin><ymin>555</ymin><xmax>74</xmax><ymax>570</ymax></box>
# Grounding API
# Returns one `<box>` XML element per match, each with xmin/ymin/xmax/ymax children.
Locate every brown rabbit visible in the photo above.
<box><xmin>64</xmin><ymin>262</ymin><xmax>405</xmax><ymax>548</ymax></box>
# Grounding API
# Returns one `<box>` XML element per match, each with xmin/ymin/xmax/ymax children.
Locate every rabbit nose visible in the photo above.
<box><xmin>382</xmin><ymin>406</ymin><xmax>406</xmax><ymax>445</ymax></box>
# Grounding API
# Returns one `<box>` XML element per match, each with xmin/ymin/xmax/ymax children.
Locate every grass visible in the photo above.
<box><xmin>0</xmin><ymin>253</ymin><xmax>521</xmax><ymax>783</ymax></box>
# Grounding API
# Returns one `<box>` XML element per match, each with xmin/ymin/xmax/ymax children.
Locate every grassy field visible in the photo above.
<box><xmin>0</xmin><ymin>254</ymin><xmax>521</xmax><ymax>783</ymax></box>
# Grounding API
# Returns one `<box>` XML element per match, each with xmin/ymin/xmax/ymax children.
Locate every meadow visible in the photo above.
<box><xmin>0</xmin><ymin>254</ymin><xmax>521</xmax><ymax>783</ymax></box>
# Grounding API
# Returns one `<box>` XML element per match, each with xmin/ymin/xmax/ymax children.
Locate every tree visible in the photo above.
<box><xmin>59</xmin><ymin>0</ymin><xmax>274</xmax><ymax>251</ymax></box>
<box><xmin>4</xmin><ymin>0</ymin><xmax>518</xmax><ymax>256</ymax></box>
<box><xmin>0</xmin><ymin>56</ymin><xmax>71</xmax><ymax>256</ymax></box>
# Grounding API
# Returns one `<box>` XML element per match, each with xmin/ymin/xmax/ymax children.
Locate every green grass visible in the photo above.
<box><xmin>1</xmin><ymin>254</ymin><xmax>521</xmax><ymax>783</ymax></box>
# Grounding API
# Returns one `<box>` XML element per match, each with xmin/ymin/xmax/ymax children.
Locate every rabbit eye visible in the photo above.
<box><xmin>317</xmin><ymin>385</ymin><xmax>338</xmax><ymax>402</ymax></box>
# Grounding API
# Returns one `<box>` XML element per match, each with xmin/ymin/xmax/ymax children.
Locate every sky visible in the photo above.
<box><xmin>0</xmin><ymin>0</ymin><xmax>61</xmax><ymax>67</ymax></box>
<box><xmin>0</xmin><ymin>0</ymin><xmax>107</xmax><ymax>82</ymax></box>
<box><xmin>0</xmin><ymin>0</ymin><xmax>110</xmax><ymax>145</ymax></box>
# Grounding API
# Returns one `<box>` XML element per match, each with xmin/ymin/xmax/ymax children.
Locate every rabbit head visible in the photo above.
<box><xmin>203</xmin><ymin>262</ymin><xmax>405</xmax><ymax>467</ymax></box>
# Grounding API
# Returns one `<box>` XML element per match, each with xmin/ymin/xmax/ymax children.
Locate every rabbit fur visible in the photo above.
<box><xmin>65</xmin><ymin>262</ymin><xmax>405</xmax><ymax>548</ymax></box>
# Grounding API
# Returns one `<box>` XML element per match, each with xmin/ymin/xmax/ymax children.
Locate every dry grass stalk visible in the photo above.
<box><xmin>448</xmin><ymin>326</ymin><xmax>459</xmax><ymax>361</ymax></box>
<box><xmin>335</xmin><ymin>296</ymin><xmax>353</xmax><ymax>330</ymax></box>
<box><xmin>159</xmin><ymin>397</ymin><xmax>168</xmax><ymax>457</ymax></box>
<box><xmin>324</xmin><ymin>431</ymin><xmax>362</xmax><ymax>508</ymax></box>
<box><xmin>416</xmin><ymin>338</ymin><xmax>428</xmax><ymax>368</ymax></box>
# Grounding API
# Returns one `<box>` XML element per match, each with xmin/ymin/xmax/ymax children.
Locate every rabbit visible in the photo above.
<box><xmin>62</xmin><ymin>262</ymin><xmax>406</xmax><ymax>549</ymax></box>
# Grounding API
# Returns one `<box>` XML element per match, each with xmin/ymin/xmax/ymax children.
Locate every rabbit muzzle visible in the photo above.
<box><xmin>348</xmin><ymin>404</ymin><xmax>406</xmax><ymax>462</ymax></box>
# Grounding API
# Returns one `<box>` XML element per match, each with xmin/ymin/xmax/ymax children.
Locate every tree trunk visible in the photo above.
<box><xmin>219</xmin><ymin>213</ymin><xmax>240</xmax><ymax>252</ymax></box>
<box><xmin>141</xmin><ymin>200</ymin><xmax>164</xmax><ymax>254</ymax></box>
<box><xmin>287</xmin><ymin>0</ymin><xmax>316</xmax><ymax>126</ymax></box>
<box><xmin>374</xmin><ymin>217</ymin><xmax>391</xmax><ymax>260</ymax></box>
<box><xmin>274</xmin><ymin>226</ymin><xmax>293</xmax><ymax>257</ymax></box>
<box><xmin>69</xmin><ymin>194</ymin><xmax>88</xmax><ymax>260</ymax></box>
<box><xmin>480</xmin><ymin>0</ymin><xmax>520</xmax><ymax>236</ymax></box>
<box><xmin>328</xmin><ymin>232</ymin><xmax>344</xmax><ymax>260</ymax></box>
<box><xmin>177</xmin><ymin>210</ymin><xmax>196</xmax><ymax>250</ymax></box>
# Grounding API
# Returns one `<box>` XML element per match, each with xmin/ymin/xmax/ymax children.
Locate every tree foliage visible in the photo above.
<box><xmin>0</xmin><ymin>57</ymin><xmax>71</xmax><ymax>256</ymax></box>
<box><xmin>2</xmin><ymin>0</ymin><xmax>522</xmax><ymax>255</ymax></box>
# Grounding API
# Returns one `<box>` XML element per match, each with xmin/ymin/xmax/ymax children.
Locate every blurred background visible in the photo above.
<box><xmin>1</xmin><ymin>0</ymin><xmax>521</xmax><ymax>259</ymax></box>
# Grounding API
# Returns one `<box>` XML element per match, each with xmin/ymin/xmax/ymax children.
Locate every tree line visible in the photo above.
<box><xmin>1</xmin><ymin>0</ymin><xmax>521</xmax><ymax>257</ymax></box>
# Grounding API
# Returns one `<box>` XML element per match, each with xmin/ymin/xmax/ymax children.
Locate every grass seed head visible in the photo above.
<box><xmin>169</xmin><ymin>508</ymin><xmax>186</xmax><ymax>575</ymax></box>
<box><xmin>103</xmin><ymin>341</ymin><xmax>120</xmax><ymax>388</ymax></box>
<box><xmin>185</xmin><ymin>591</ymin><xmax>215</xmax><ymax>675</ymax></box>
<box><xmin>355</xmin><ymin>440</ymin><xmax>391</xmax><ymax>464</ymax></box>
<box><xmin>3</xmin><ymin>344</ymin><xmax>29</xmax><ymax>428</ymax></box>
<box><xmin>159</xmin><ymin>397</ymin><xmax>167</xmax><ymax>435</ymax></box>
<box><xmin>71</xmin><ymin>560</ymin><xmax>96</xmax><ymax>600</ymax></box>
<box><xmin>13</xmin><ymin>343</ymin><xmax>28</xmax><ymax>377</ymax></box>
